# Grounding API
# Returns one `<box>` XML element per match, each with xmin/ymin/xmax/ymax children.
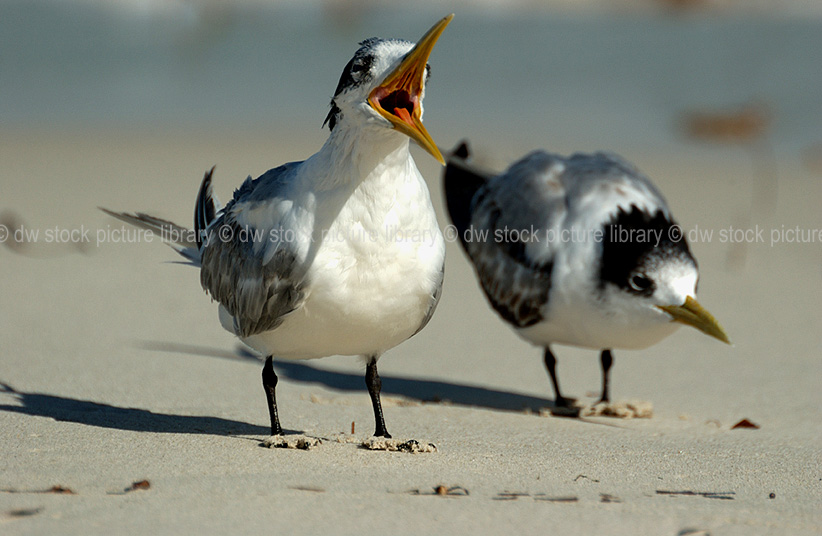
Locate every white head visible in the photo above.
<box><xmin>595</xmin><ymin>205</ymin><xmax>729</xmax><ymax>345</ymax></box>
<box><xmin>322</xmin><ymin>14</ymin><xmax>453</xmax><ymax>164</ymax></box>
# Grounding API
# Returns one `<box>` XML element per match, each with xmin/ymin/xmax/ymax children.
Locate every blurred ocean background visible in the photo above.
<box><xmin>3</xmin><ymin>0</ymin><xmax>821</xmax><ymax>160</ymax></box>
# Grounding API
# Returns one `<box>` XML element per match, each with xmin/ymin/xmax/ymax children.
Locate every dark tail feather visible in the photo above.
<box><xmin>443</xmin><ymin>141</ymin><xmax>492</xmax><ymax>250</ymax></box>
<box><xmin>195</xmin><ymin>166</ymin><xmax>217</xmax><ymax>250</ymax></box>
<box><xmin>99</xmin><ymin>208</ymin><xmax>200</xmax><ymax>265</ymax></box>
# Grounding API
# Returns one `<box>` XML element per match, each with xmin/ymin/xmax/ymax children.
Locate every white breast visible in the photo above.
<box><xmin>517</xmin><ymin>240</ymin><xmax>681</xmax><ymax>350</ymax></box>
<box><xmin>242</xmin><ymin>161</ymin><xmax>444</xmax><ymax>359</ymax></box>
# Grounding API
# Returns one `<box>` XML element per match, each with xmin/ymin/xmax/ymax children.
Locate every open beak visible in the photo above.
<box><xmin>658</xmin><ymin>296</ymin><xmax>731</xmax><ymax>344</ymax></box>
<box><xmin>368</xmin><ymin>14</ymin><xmax>453</xmax><ymax>165</ymax></box>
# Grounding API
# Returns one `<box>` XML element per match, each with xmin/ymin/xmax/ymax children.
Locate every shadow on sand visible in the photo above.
<box><xmin>140</xmin><ymin>341</ymin><xmax>554</xmax><ymax>414</ymax></box>
<box><xmin>0</xmin><ymin>382</ymin><xmax>271</xmax><ymax>437</ymax></box>
<box><xmin>0</xmin><ymin>342</ymin><xmax>556</xmax><ymax>436</ymax></box>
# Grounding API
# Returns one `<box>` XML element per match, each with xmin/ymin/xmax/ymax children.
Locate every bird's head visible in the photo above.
<box><xmin>598</xmin><ymin>205</ymin><xmax>730</xmax><ymax>345</ymax></box>
<box><xmin>323</xmin><ymin>14</ymin><xmax>453</xmax><ymax>164</ymax></box>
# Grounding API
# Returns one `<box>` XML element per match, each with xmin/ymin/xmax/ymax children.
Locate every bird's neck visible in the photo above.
<box><xmin>305</xmin><ymin>124</ymin><xmax>413</xmax><ymax>192</ymax></box>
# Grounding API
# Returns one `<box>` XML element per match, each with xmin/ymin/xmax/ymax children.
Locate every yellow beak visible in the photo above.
<box><xmin>658</xmin><ymin>296</ymin><xmax>731</xmax><ymax>344</ymax></box>
<box><xmin>368</xmin><ymin>14</ymin><xmax>453</xmax><ymax>165</ymax></box>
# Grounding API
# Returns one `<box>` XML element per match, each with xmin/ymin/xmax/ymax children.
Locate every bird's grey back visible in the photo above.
<box><xmin>230</xmin><ymin>161</ymin><xmax>303</xmax><ymax>204</ymax></box>
<box><xmin>481</xmin><ymin>151</ymin><xmax>670</xmax><ymax>240</ymax></box>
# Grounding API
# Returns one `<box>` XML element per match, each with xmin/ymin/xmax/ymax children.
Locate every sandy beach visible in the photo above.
<box><xmin>2</xmin><ymin>3</ymin><xmax>821</xmax><ymax>534</ymax></box>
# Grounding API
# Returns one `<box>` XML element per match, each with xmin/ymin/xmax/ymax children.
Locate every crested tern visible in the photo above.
<box><xmin>104</xmin><ymin>15</ymin><xmax>453</xmax><ymax>439</ymax></box>
<box><xmin>444</xmin><ymin>142</ymin><xmax>729</xmax><ymax>409</ymax></box>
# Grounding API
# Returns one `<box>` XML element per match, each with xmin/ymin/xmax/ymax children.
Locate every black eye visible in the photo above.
<box><xmin>351</xmin><ymin>57</ymin><xmax>372</xmax><ymax>75</ymax></box>
<box><xmin>628</xmin><ymin>273</ymin><xmax>653</xmax><ymax>293</ymax></box>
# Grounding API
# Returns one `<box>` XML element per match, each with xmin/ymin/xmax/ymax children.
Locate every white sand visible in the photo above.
<box><xmin>0</xmin><ymin>123</ymin><xmax>819</xmax><ymax>534</ymax></box>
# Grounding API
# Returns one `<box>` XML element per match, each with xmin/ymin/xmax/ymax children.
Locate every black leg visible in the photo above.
<box><xmin>599</xmin><ymin>349</ymin><xmax>613</xmax><ymax>404</ymax></box>
<box><xmin>365</xmin><ymin>357</ymin><xmax>391</xmax><ymax>438</ymax></box>
<box><xmin>262</xmin><ymin>356</ymin><xmax>282</xmax><ymax>436</ymax></box>
<box><xmin>543</xmin><ymin>347</ymin><xmax>574</xmax><ymax>408</ymax></box>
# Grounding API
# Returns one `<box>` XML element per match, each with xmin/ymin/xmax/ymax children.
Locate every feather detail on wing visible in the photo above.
<box><xmin>463</xmin><ymin>152</ymin><xmax>567</xmax><ymax>328</ymax></box>
<box><xmin>198</xmin><ymin>165</ymin><xmax>308</xmax><ymax>339</ymax></box>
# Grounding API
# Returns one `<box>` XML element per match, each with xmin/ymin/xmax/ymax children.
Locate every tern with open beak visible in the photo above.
<box><xmin>104</xmin><ymin>15</ymin><xmax>453</xmax><ymax>441</ymax></box>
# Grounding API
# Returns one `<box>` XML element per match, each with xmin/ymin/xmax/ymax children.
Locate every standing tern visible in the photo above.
<box><xmin>444</xmin><ymin>143</ymin><xmax>729</xmax><ymax>410</ymax></box>
<box><xmin>104</xmin><ymin>14</ymin><xmax>453</xmax><ymax>440</ymax></box>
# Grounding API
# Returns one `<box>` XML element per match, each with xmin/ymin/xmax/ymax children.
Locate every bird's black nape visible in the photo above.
<box><xmin>323</xmin><ymin>37</ymin><xmax>382</xmax><ymax>131</ymax></box>
<box><xmin>598</xmin><ymin>205</ymin><xmax>694</xmax><ymax>295</ymax></box>
<box><xmin>443</xmin><ymin>142</ymin><xmax>491</xmax><ymax>251</ymax></box>
<box><xmin>323</xmin><ymin>103</ymin><xmax>342</xmax><ymax>131</ymax></box>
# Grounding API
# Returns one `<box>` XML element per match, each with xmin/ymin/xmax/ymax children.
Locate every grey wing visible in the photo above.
<box><xmin>465</xmin><ymin>151</ymin><xmax>568</xmax><ymax>328</ymax></box>
<box><xmin>199</xmin><ymin>166</ymin><xmax>307</xmax><ymax>339</ymax></box>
